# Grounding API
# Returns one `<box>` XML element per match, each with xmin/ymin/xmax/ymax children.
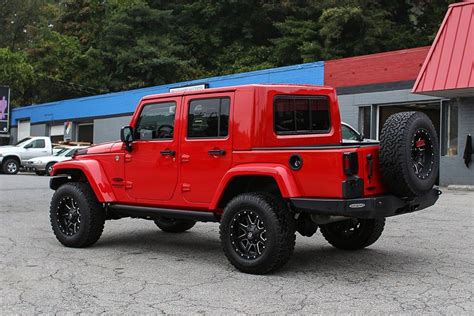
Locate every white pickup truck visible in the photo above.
<box><xmin>0</xmin><ymin>137</ymin><xmax>53</xmax><ymax>174</ymax></box>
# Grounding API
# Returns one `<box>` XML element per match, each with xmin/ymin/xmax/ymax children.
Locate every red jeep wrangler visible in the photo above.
<box><xmin>49</xmin><ymin>84</ymin><xmax>440</xmax><ymax>274</ymax></box>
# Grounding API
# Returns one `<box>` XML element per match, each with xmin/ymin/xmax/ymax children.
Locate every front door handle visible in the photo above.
<box><xmin>208</xmin><ymin>149</ymin><xmax>226</xmax><ymax>156</ymax></box>
<box><xmin>160</xmin><ymin>150</ymin><xmax>176</xmax><ymax>156</ymax></box>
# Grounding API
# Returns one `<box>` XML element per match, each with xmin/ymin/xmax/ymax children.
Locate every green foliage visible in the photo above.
<box><xmin>0</xmin><ymin>0</ymin><xmax>456</xmax><ymax>106</ymax></box>
<box><xmin>0</xmin><ymin>48</ymin><xmax>36</xmax><ymax>106</ymax></box>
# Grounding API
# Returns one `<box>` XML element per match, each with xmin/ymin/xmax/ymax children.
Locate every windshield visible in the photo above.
<box><xmin>54</xmin><ymin>148</ymin><xmax>69</xmax><ymax>156</ymax></box>
<box><xmin>15</xmin><ymin>137</ymin><xmax>32</xmax><ymax>147</ymax></box>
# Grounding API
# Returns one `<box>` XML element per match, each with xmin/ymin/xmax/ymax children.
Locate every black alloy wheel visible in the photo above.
<box><xmin>230</xmin><ymin>209</ymin><xmax>267</xmax><ymax>260</ymax></box>
<box><xmin>50</xmin><ymin>182</ymin><xmax>105</xmax><ymax>248</ymax></box>
<box><xmin>411</xmin><ymin>128</ymin><xmax>435</xmax><ymax>180</ymax></box>
<box><xmin>56</xmin><ymin>195</ymin><xmax>82</xmax><ymax>236</ymax></box>
<box><xmin>379</xmin><ymin>111</ymin><xmax>439</xmax><ymax>197</ymax></box>
<box><xmin>220</xmin><ymin>193</ymin><xmax>296</xmax><ymax>274</ymax></box>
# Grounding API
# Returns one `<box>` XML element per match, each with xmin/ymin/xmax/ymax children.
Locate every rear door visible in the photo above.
<box><xmin>179</xmin><ymin>93</ymin><xmax>233</xmax><ymax>204</ymax></box>
<box><xmin>125</xmin><ymin>97</ymin><xmax>181</xmax><ymax>201</ymax></box>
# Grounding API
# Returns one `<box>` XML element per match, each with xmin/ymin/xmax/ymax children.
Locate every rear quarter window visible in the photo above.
<box><xmin>274</xmin><ymin>96</ymin><xmax>330</xmax><ymax>135</ymax></box>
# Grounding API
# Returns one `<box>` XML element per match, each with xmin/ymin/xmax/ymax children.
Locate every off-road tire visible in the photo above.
<box><xmin>220</xmin><ymin>193</ymin><xmax>296</xmax><ymax>274</ymax></box>
<box><xmin>379</xmin><ymin>111</ymin><xmax>439</xmax><ymax>197</ymax></box>
<box><xmin>320</xmin><ymin>218</ymin><xmax>385</xmax><ymax>250</ymax></box>
<box><xmin>50</xmin><ymin>182</ymin><xmax>105</xmax><ymax>248</ymax></box>
<box><xmin>154</xmin><ymin>217</ymin><xmax>196</xmax><ymax>233</ymax></box>
<box><xmin>2</xmin><ymin>158</ymin><xmax>20</xmax><ymax>175</ymax></box>
<box><xmin>45</xmin><ymin>162</ymin><xmax>56</xmax><ymax>176</ymax></box>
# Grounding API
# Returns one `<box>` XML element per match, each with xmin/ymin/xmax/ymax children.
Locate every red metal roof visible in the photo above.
<box><xmin>325</xmin><ymin>47</ymin><xmax>430</xmax><ymax>88</ymax></box>
<box><xmin>413</xmin><ymin>1</ymin><xmax>474</xmax><ymax>97</ymax></box>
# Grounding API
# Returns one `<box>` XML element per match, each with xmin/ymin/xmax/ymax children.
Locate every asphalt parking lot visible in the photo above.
<box><xmin>0</xmin><ymin>174</ymin><xmax>473</xmax><ymax>314</ymax></box>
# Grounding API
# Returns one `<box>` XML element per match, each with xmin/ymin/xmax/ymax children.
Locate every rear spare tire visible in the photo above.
<box><xmin>379</xmin><ymin>111</ymin><xmax>439</xmax><ymax>198</ymax></box>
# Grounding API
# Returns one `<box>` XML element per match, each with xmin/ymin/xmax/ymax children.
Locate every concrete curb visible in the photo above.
<box><xmin>447</xmin><ymin>185</ymin><xmax>474</xmax><ymax>191</ymax></box>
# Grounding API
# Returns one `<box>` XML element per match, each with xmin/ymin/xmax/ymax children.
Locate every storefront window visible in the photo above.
<box><xmin>358</xmin><ymin>106</ymin><xmax>371</xmax><ymax>138</ymax></box>
<box><xmin>441</xmin><ymin>101</ymin><xmax>458</xmax><ymax>156</ymax></box>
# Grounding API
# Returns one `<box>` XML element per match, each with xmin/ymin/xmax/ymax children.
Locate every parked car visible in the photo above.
<box><xmin>26</xmin><ymin>146</ymin><xmax>88</xmax><ymax>176</ymax></box>
<box><xmin>341</xmin><ymin>122</ymin><xmax>376</xmax><ymax>143</ymax></box>
<box><xmin>48</xmin><ymin>84</ymin><xmax>440</xmax><ymax>274</ymax></box>
<box><xmin>52</xmin><ymin>143</ymin><xmax>88</xmax><ymax>156</ymax></box>
<box><xmin>0</xmin><ymin>137</ymin><xmax>53</xmax><ymax>175</ymax></box>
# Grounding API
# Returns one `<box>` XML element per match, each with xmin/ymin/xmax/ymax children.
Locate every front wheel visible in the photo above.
<box><xmin>2</xmin><ymin>158</ymin><xmax>20</xmax><ymax>175</ymax></box>
<box><xmin>320</xmin><ymin>218</ymin><xmax>385</xmax><ymax>250</ymax></box>
<box><xmin>220</xmin><ymin>193</ymin><xmax>296</xmax><ymax>274</ymax></box>
<box><xmin>154</xmin><ymin>217</ymin><xmax>196</xmax><ymax>233</ymax></box>
<box><xmin>50</xmin><ymin>182</ymin><xmax>105</xmax><ymax>248</ymax></box>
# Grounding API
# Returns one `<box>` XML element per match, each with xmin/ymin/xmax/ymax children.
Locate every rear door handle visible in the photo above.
<box><xmin>208</xmin><ymin>149</ymin><xmax>226</xmax><ymax>156</ymax></box>
<box><xmin>160</xmin><ymin>150</ymin><xmax>176</xmax><ymax>156</ymax></box>
<box><xmin>366</xmin><ymin>154</ymin><xmax>373</xmax><ymax>179</ymax></box>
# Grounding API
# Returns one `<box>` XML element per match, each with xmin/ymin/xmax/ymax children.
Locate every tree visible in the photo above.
<box><xmin>0</xmin><ymin>0</ymin><xmax>455</xmax><ymax>106</ymax></box>
<box><xmin>96</xmin><ymin>0</ymin><xmax>202</xmax><ymax>91</ymax></box>
<box><xmin>0</xmin><ymin>48</ymin><xmax>36</xmax><ymax>106</ymax></box>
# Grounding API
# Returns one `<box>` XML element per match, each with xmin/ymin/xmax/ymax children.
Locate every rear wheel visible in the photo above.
<box><xmin>153</xmin><ymin>217</ymin><xmax>196</xmax><ymax>233</ymax></box>
<box><xmin>2</xmin><ymin>158</ymin><xmax>19</xmax><ymax>175</ymax></box>
<box><xmin>45</xmin><ymin>162</ymin><xmax>56</xmax><ymax>176</ymax></box>
<box><xmin>320</xmin><ymin>218</ymin><xmax>385</xmax><ymax>250</ymax></box>
<box><xmin>50</xmin><ymin>182</ymin><xmax>105</xmax><ymax>248</ymax></box>
<box><xmin>220</xmin><ymin>193</ymin><xmax>296</xmax><ymax>274</ymax></box>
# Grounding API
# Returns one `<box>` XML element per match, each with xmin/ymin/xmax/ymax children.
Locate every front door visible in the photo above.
<box><xmin>125</xmin><ymin>97</ymin><xmax>181</xmax><ymax>201</ymax></box>
<box><xmin>180</xmin><ymin>93</ymin><xmax>233</xmax><ymax>204</ymax></box>
<box><xmin>23</xmin><ymin>138</ymin><xmax>49</xmax><ymax>160</ymax></box>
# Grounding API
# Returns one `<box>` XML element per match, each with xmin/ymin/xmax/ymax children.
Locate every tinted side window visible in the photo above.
<box><xmin>188</xmin><ymin>98</ymin><xmax>230</xmax><ymax>138</ymax></box>
<box><xmin>135</xmin><ymin>102</ymin><xmax>176</xmax><ymax>140</ymax></box>
<box><xmin>274</xmin><ymin>96</ymin><xmax>330</xmax><ymax>134</ymax></box>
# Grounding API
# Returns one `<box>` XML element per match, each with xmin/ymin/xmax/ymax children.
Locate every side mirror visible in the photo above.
<box><xmin>120</xmin><ymin>126</ymin><xmax>134</xmax><ymax>152</ymax></box>
<box><xmin>358</xmin><ymin>132</ymin><xmax>365</xmax><ymax>141</ymax></box>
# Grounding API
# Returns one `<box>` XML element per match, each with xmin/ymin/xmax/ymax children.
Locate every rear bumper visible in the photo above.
<box><xmin>290</xmin><ymin>188</ymin><xmax>441</xmax><ymax>219</ymax></box>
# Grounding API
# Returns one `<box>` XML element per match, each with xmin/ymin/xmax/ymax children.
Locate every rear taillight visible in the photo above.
<box><xmin>343</xmin><ymin>152</ymin><xmax>358</xmax><ymax>176</ymax></box>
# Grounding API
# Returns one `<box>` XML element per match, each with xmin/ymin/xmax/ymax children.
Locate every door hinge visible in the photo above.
<box><xmin>181</xmin><ymin>183</ymin><xmax>191</xmax><ymax>192</ymax></box>
<box><xmin>125</xmin><ymin>154</ymin><xmax>132</xmax><ymax>162</ymax></box>
<box><xmin>125</xmin><ymin>181</ymin><xmax>133</xmax><ymax>189</ymax></box>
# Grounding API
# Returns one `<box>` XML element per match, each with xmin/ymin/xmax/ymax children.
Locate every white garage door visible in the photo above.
<box><xmin>17</xmin><ymin>120</ymin><xmax>30</xmax><ymax>141</ymax></box>
<box><xmin>50</xmin><ymin>124</ymin><xmax>63</xmax><ymax>136</ymax></box>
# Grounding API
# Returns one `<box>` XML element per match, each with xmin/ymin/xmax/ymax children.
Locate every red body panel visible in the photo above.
<box><xmin>52</xmin><ymin>84</ymin><xmax>386</xmax><ymax>212</ymax></box>
<box><xmin>52</xmin><ymin>159</ymin><xmax>116</xmax><ymax>202</ymax></box>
